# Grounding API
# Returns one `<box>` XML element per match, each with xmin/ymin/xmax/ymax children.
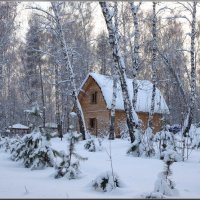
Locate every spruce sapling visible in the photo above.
<box><xmin>54</xmin><ymin>113</ymin><xmax>87</xmax><ymax>179</ymax></box>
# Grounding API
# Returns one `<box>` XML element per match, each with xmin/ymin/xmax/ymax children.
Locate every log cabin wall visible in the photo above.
<box><xmin>114</xmin><ymin>111</ymin><xmax>162</xmax><ymax>136</ymax></box>
<box><xmin>79</xmin><ymin>76</ymin><xmax>110</xmax><ymax>135</ymax></box>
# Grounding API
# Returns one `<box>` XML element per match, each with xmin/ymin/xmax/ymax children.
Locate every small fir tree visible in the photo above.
<box><xmin>10</xmin><ymin>127</ymin><xmax>58</xmax><ymax>170</ymax></box>
<box><xmin>154</xmin><ymin>125</ymin><xmax>176</xmax><ymax>159</ymax></box>
<box><xmin>11</xmin><ymin>105</ymin><xmax>58</xmax><ymax>169</ymax></box>
<box><xmin>54</xmin><ymin>128</ymin><xmax>87</xmax><ymax>179</ymax></box>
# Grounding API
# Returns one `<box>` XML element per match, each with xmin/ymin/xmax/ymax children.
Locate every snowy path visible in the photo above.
<box><xmin>0</xmin><ymin>138</ymin><xmax>200</xmax><ymax>198</ymax></box>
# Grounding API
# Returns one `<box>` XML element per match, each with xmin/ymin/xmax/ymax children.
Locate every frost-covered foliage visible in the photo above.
<box><xmin>154</xmin><ymin>151</ymin><xmax>179</xmax><ymax>196</ymax></box>
<box><xmin>119</xmin><ymin>122</ymin><xmax>130</xmax><ymax>140</ymax></box>
<box><xmin>91</xmin><ymin>171</ymin><xmax>122</xmax><ymax>192</ymax></box>
<box><xmin>9</xmin><ymin>136</ymin><xmax>23</xmax><ymax>159</ymax></box>
<box><xmin>0</xmin><ymin>136</ymin><xmax>11</xmax><ymax>152</ymax></box>
<box><xmin>154</xmin><ymin>125</ymin><xmax>175</xmax><ymax>151</ymax></box>
<box><xmin>142</xmin><ymin>127</ymin><xmax>155</xmax><ymax>157</ymax></box>
<box><xmin>54</xmin><ymin>132</ymin><xmax>87</xmax><ymax>179</ymax></box>
<box><xmin>154</xmin><ymin>172</ymin><xmax>177</xmax><ymax>196</ymax></box>
<box><xmin>160</xmin><ymin>149</ymin><xmax>182</xmax><ymax>162</ymax></box>
<box><xmin>127</xmin><ymin>128</ymin><xmax>144</xmax><ymax>157</ymax></box>
<box><xmin>84</xmin><ymin>138</ymin><xmax>103</xmax><ymax>152</ymax></box>
<box><xmin>10</xmin><ymin>128</ymin><xmax>57</xmax><ymax>170</ymax></box>
<box><xmin>153</xmin><ymin>125</ymin><xmax>182</xmax><ymax>161</ymax></box>
<box><xmin>189</xmin><ymin>124</ymin><xmax>200</xmax><ymax>149</ymax></box>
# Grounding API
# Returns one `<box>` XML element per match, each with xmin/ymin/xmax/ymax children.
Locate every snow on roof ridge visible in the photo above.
<box><xmin>10</xmin><ymin>123</ymin><xmax>29</xmax><ymax>129</ymax></box>
<box><xmin>81</xmin><ymin>72</ymin><xmax>170</xmax><ymax>114</ymax></box>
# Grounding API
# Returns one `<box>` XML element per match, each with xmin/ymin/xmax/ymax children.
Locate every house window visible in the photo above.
<box><xmin>89</xmin><ymin>118</ymin><xmax>96</xmax><ymax>129</ymax></box>
<box><xmin>90</xmin><ymin>91</ymin><xmax>97</xmax><ymax>104</ymax></box>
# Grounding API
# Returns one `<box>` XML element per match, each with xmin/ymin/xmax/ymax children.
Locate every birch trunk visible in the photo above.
<box><xmin>38</xmin><ymin>63</ymin><xmax>46</xmax><ymax>128</ymax></box>
<box><xmin>129</xmin><ymin>2</ymin><xmax>141</xmax><ymax>109</ymax></box>
<box><xmin>100</xmin><ymin>2</ymin><xmax>138</xmax><ymax>143</ymax></box>
<box><xmin>148</xmin><ymin>2</ymin><xmax>157</xmax><ymax>129</ymax></box>
<box><xmin>182</xmin><ymin>2</ymin><xmax>197</xmax><ymax>138</ymax></box>
<box><xmin>109</xmin><ymin>2</ymin><xmax>118</xmax><ymax>140</ymax></box>
<box><xmin>51</xmin><ymin>2</ymin><xmax>86</xmax><ymax>140</ymax></box>
<box><xmin>109</xmin><ymin>75</ymin><xmax>118</xmax><ymax>140</ymax></box>
<box><xmin>55</xmin><ymin>65</ymin><xmax>63</xmax><ymax>140</ymax></box>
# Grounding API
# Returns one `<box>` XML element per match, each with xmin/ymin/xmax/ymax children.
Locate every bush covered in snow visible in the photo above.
<box><xmin>10</xmin><ymin>128</ymin><xmax>57</xmax><ymax>170</ymax></box>
<box><xmin>91</xmin><ymin>171</ymin><xmax>122</xmax><ymax>192</ymax></box>
<box><xmin>0</xmin><ymin>136</ymin><xmax>11</xmax><ymax>152</ymax></box>
<box><xmin>84</xmin><ymin>138</ymin><xmax>103</xmax><ymax>152</ymax></box>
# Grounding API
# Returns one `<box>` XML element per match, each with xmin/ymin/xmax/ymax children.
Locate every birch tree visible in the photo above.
<box><xmin>51</xmin><ymin>2</ymin><xmax>87</xmax><ymax>140</ymax></box>
<box><xmin>129</xmin><ymin>1</ymin><xmax>142</xmax><ymax>109</ymax></box>
<box><xmin>109</xmin><ymin>2</ymin><xmax>119</xmax><ymax>140</ymax></box>
<box><xmin>100</xmin><ymin>2</ymin><xmax>138</xmax><ymax>143</ymax></box>
<box><xmin>182</xmin><ymin>2</ymin><xmax>197</xmax><ymax>140</ymax></box>
<box><xmin>148</xmin><ymin>2</ymin><xmax>158</xmax><ymax>129</ymax></box>
<box><xmin>0</xmin><ymin>2</ymin><xmax>18</xmax><ymax>129</ymax></box>
<box><xmin>31</xmin><ymin>2</ymin><xmax>87</xmax><ymax>140</ymax></box>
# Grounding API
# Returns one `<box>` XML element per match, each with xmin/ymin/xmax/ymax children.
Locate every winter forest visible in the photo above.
<box><xmin>0</xmin><ymin>1</ymin><xmax>200</xmax><ymax>199</ymax></box>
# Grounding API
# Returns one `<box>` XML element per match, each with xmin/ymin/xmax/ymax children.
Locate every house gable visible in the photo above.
<box><xmin>79</xmin><ymin>73</ymin><xmax>169</xmax><ymax>114</ymax></box>
<box><xmin>78</xmin><ymin>76</ymin><xmax>110</xmax><ymax>134</ymax></box>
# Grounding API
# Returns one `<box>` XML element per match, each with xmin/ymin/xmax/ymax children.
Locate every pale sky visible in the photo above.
<box><xmin>16</xmin><ymin>1</ymin><xmax>199</xmax><ymax>47</ymax></box>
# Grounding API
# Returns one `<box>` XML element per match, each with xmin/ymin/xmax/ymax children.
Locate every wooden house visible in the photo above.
<box><xmin>8</xmin><ymin>123</ymin><xmax>30</xmax><ymax>135</ymax></box>
<box><xmin>78</xmin><ymin>73</ymin><xmax>169</xmax><ymax>137</ymax></box>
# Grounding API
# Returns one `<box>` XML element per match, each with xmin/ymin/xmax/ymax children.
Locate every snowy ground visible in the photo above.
<box><xmin>0</xmin><ymin>136</ymin><xmax>200</xmax><ymax>198</ymax></box>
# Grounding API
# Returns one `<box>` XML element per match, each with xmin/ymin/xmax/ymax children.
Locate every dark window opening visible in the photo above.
<box><xmin>91</xmin><ymin>92</ymin><xmax>97</xmax><ymax>104</ymax></box>
<box><xmin>89</xmin><ymin>118</ymin><xmax>96</xmax><ymax>129</ymax></box>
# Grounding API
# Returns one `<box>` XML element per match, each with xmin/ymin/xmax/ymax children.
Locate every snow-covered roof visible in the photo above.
<box><xmin>9</xmin><ymin>123</ymin><xmax>29</xmax><ymax>129</ymax></box>
<box><xmin>80</xmin><ymin>72</ymin><xmax>169</xmax><ymax>114</ymax></box>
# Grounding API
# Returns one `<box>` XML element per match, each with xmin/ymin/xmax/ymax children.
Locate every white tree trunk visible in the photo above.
<box><xmin>129</xmin><ymin>2</ymin><xmax>141</xmax><ymax>109</ymax></box>
<box><xmin>109</xmin><ymin>75</ymin><xmax>118</xmax><ymax>140</ymax></box>
<box><xmin>148</xmin><ymin>2</ymin><xmax>157</xmax><ymax>129</ymax></box>
<box><xmin>182</xmin><ymin>2</ymin><xmax>197</xmax><ymax>138</ymax></box>
<box><xmin>51</xmin><ymin>2</ymin><xmax>86</xmax><ymax>140</ymax></box>
<box><xmin>100</xmin><ymin>2</ymin><xmax>138</xmax><ymax>143</ymax></box>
